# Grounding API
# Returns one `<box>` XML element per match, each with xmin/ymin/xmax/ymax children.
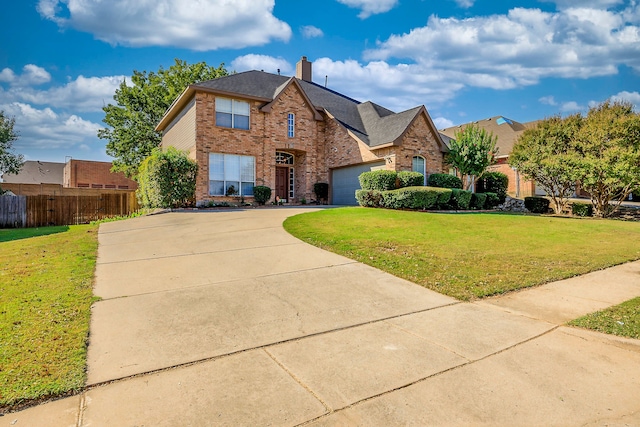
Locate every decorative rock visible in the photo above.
<box><xmin>498</xmin><ymin>196</ymin><xmax>529</xmax><ymax>213</ymax></box>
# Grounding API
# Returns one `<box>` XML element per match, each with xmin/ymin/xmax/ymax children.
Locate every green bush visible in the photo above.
<box><xmin>524</xmin><ymin>196</ymin><xmax>551</xmax><ymax>214</ymax></box>
<box><xmin>427</xmin><ymin>173</ymin><xmax>463</xmax><ymax>189</ymax></box>
<box><xmin>448</xmin><ymin>189</ymin><xmax>473</xmax><ymax>210</ymax></box>
<box><xmin>380</xmin><ymin>186</ymin><xmax>451</xmax><ymax>210</ymax></box>
<box><xmin>253</xmin><ymin>186</ymin><xmax>272</xmax><ymax>205</ymax></box>
<box><xmin>436</xmin><ymin>189</ymin><xmax>452</xmax><ymax>208</ymax></box>
<box><xmin>359</xmin><ymin>170</ymin><xmax>397</xmax><ymax>191</ymax></box>
<box><xmin>484</xmin><ymin>192</ymin><xmax>500</xmax><ymax>209</ymax></box>
<box><xmin>477</xmin><ymin>172</ymin><xmax>509</xmax><ymax>203</ymax></box>
<box><xmin>572</xmin><ymin>202</ymin><xmax>594</xmax><ymax>217</ymax></box>
<box><xmin>471</xmin><ymin>193</ymin><xmax>487</xmax><ymax>210</ymax></box>
<box><xmin>355</xmin><ymin>189</ymin><xmax>383</xmax><ymax>207</ymax></box>
<box><xmin>313</xmin><ymin>182</ymin><xmax>329</xmax><ymax>200</ymax></box>
<box><xmin>137</xmin><ymin>147</ymin><xmax>198</xmax><ymax>209</ymax></box>
<box><xmin>397</xmin><ymin>171</ymin><xmax>424</xmax><ymax>188</ymax></box>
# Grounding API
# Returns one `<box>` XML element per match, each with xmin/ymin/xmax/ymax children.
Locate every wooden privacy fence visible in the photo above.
<box><xmin>0</xmin><ymin>195</ymin><xmax>27</xmax><ymax>228</ymax></box>
<box><xmin>0</xmin><ymin>193</ymin><xmax>139</xmax><ymax>228</ymax></box>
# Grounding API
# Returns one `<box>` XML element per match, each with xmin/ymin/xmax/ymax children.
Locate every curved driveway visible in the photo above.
<box><xmin>6</xmin><ymin>207</ymin><xmax>640</xmax><ymax>426</ymax></box>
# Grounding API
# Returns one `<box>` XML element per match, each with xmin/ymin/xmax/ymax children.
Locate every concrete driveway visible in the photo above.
<box><xmin>5</xmin><ymin>207</ymin><xmax>640</xmax><ymax>426</ymax></box>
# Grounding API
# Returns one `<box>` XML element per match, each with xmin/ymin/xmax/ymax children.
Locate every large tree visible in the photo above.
<box><xmin>99</xmin><ymin>59</ymin><xmax>228</xmax><ymax>178</ymax></box>
<box><xmin>509</xmin><ymin>114</ymin><xmax>582</xmax><ymax>214</ymax></box>
<box><xmin>573</xmin><ymin>100</ymin><xmax>640</xmax><ymax>218</ymax></box>
<box><xmin>0</xmin><ymin>111</ymin><xmax>24</xmax><ymax>178</ymax></box>
<box><xmin>447</xmin><ymin>124</ymin><xmax>498</xmax><ymax>190</ymax></box>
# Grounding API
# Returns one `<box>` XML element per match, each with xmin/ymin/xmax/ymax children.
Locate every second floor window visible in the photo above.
<box><xmin>288</xmin><ymin>113</ymin><xmax>295</xmax><ymax>138</ymax></box>
<box><xmin>216</xmin><ymin>97</ymin><xmax>250</xmax><ymax>130</ymax></box>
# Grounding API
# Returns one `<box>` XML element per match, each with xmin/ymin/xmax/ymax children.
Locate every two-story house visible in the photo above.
<box><xmin>156</xmin><ymin>56</ymin><xmax>448</xmax><ymax>205</ymax></box>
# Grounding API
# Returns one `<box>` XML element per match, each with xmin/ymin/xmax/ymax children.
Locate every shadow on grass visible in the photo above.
<box><xmin>0</xmin><ymin>226</ymin><xmax>70</xmax><ymax>243</ymax></box>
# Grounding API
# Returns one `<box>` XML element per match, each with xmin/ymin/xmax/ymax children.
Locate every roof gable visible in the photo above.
<box><xmin>259</xmin><ymin>78</ymin><xmax>323</xmax><ymax>121</ymax></box>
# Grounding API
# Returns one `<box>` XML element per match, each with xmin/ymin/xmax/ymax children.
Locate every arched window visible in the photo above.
<box><xmin>276</xmin><ymin>151</ymin><xmax>294</xmax><ymax>165</ymax></box>
<box><xmin>412</xmin><ymin>156</ymin><xmax>426</xmax><ymax>185</ymax></box>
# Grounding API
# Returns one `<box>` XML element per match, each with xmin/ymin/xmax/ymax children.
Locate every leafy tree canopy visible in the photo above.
<box><xmin>573</xmin><ymin>100</ymin><xmax>640</xmax><ymax>217</ymax></box>
<box><xmin>447</xmin><ymin>124</ymin><xmax>498</xmax><ymax>190</ymax></box>
<box><xmin>0</xmin><ymin>111</ymin><xmax>24</xmax><ymax>177</ymax></box>
<box><xmin>509</xmin><ymin>114</ymin><xmax>582</xmax><ymax>214</ymax></box>
<box><xmin>99</xmin><ymin>59</ymin><xmax>228</xmax><ymax>178</ymax></box>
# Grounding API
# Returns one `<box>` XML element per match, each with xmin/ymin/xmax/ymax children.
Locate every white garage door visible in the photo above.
<box><xmin>331</xmin><ymin>162</ymin><xmax>385</xmax><ymax>205</ymax></box>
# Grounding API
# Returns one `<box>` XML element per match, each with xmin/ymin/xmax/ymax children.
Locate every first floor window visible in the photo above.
<box><xmin>412</xmin><ymin>156</ymin><xmax>426</xmax><ymax>185</ymax></box>
<box><xmin>209</xmin><ymin>153</ymin><xmax>255</xmax><ymax>196</ymax></box>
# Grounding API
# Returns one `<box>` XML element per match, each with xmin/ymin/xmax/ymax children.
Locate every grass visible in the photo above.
<box><xmin>569</xmin><ymin>297</ymin><xmax>640</xmax><ymax>339</ymax></box>
<box><xmin>0</xmin><ymin>225</ymin><xmax>99</xmax><ymax>411</ymax></box>
<box><xmin>284</xmin><ymin>207</ymin><xmax>640</xmax><ymax>301</ymax></box>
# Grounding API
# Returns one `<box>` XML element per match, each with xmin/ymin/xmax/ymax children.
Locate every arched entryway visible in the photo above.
<box><xmin>275</xmin><ymin>151</ymin><xmax>294</xmax><ymax>202</ymax></box>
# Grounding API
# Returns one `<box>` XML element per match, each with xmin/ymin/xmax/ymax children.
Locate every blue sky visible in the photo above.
<box><xmin>1</xmin><ymin>0</ymin><xmax>638</xmax><ymax>164</ymax></box>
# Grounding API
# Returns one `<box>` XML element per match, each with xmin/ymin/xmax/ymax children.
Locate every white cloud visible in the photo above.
<box><xmin>1</xmin><ymin>102</ymin><xmax>101</xmax><ymax>150</ymax></box>
<box><xmin>560</xmin><ymin>101</ymin><xmax>585</xmax><ymax>112</ymax></box>
<box><xmin>0</xmin><ymin>68</ymin><xmax>16</xmax><ymax>83</ymax></box>
<box><xmin>313</xmin><ymin>58</ymin><xmax>465</xmax><ymax>112</ymax></box>
<box><xmin>611</xmin><ymin>90</ymin><xmax>640</xmax><ymax>110</ymax></box>
<box><xmin>0</xmin><ymin>66</ymin><xmax>125</xmax><ymax>112</ymax></box>
<box><xmin>454</xmin><ymin>0</ymin><xmax>474</xmax><ymax>8</ymax></box>
<box><xmin>364</xmin><ymin>4</ymin><xmax>640</xmax><ymax>91</ymax></box>
<box><xmin>37</xmin><ymin>0</ymin><xmax>292</xmax><ymax>51</ymax></box>
<box><xmin>539</xmin><ymin>96</ymin><xmax>557</xmax><ymax>105</ymax></box>
<box><xmin>336</xmin><ymin>0</ymin><xmax>398</xmax><ymax>19</ymax></box>
<box><xmin>301</xmin><ymin>25</ymin><xmax>324</xmax><ymax>38</ymax></box>
<box><xmin>433</xmin><ymin>117</ymin><xmax>454</xmax><ymax>129</ymax></box>
<box><xmin>230</xmin><ymin>55</ymin><xmax>292</xmax><ymax>75</ymax></box>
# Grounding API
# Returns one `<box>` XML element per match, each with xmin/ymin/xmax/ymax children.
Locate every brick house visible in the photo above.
<box><xmin>156</xmin><ymin>56</ymin><xmax>448</xmax><ymax>205</ymax></box>
<box><xmin>439</xmin><ymin>116</ymin><xmax>540</xmax><ymax>197</ymax></box>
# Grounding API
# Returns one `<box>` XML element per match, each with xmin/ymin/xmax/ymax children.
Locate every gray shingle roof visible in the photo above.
<box><xmin>190</xmin><ymin>70</ymin><xmax>433</xmax><ymax>148</ymax></box>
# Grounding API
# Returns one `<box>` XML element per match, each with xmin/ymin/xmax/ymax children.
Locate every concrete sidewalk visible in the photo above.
<box><xmin>4</xmin><ymin>208</ymin><xmax>640</xmax><ymax>426</ymax></box>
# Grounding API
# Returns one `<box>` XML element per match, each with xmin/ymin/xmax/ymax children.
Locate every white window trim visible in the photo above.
<box><xmin>412</xmin><ymin>155</ymin><xmax>426</xmax><ymax>185</ymax></box>
<box><xmin>288</xmin><ymin>113</ymin><xmax>295</xmax><ymax>138</ymax></box>
<box><xmin>215</xmin><ymin>97</ymin><xmax>250</xmax><ymax>130</ymax></box>
<box><xmin>208</xmin><ymin>153</ymin><xmax>255</xmax><ymax>196</ymax></box>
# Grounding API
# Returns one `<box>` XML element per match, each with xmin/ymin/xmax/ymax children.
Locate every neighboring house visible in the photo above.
<box><xmin>1</xmin><ymin>159</ymin><xmax>137</xmax><ymax>191</ymax></box>
<box><xmin>439</xmin><ymin>116</ymin><xmax>539</xmax><ymax>197</ymax></box>
<box><xmin>1</xmin><ymin>161</ymin><xmax>65</xmax><ymax>184</ymax></box>
<box><xmin>63</xmin><ymin>159</ymin><xmax>137</xmax><ymax>190</ymax></box>
<box><xmin>156</xmin><ymin>56</ymin><xmax>448</xmax><ymax>206</ymax></box>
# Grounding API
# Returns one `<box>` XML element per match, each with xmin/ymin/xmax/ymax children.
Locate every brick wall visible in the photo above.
<box><xmin>64</xmin><ymin>160</ymin><xmax>138</xmax><ymax>190</ymax></box>
<box><xmin>395</xmin><ymin>113</ymin><xmax>445</xmax><ymax>176</ymax></box>
<box><xmin>486</xmin><ymin>160</ymin><xmax>536</xmax><ymax>197</ymax></box>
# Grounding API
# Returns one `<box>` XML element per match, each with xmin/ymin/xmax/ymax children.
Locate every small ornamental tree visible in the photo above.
<box><xmin>137</xmin><ymin>147</ymin><xmax>198</xmax><ymax>208</ymax></box>
<box><xmin>509</xmin><ymin>115</ymin><xmax>582</xmax><ymax>214</ymax></box>
<box><xmin>0</xmin><ymin>111</ymin><xmax>24</xmax><ymax>178</ymax></box>
<box><xmin>573</xmin><ymin>101</ymin><xmax>640</xmax><ymax>218</ymax></box>
<box><xmin>447</xmin><ymin>124</ymin><xmax>498</xmax><ymax>191</ymax></box>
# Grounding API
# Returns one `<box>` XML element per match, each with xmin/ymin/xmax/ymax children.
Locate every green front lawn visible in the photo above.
<box><xmin>569</xmin><ymin>297</ymin><xmax>640</xmax><ymax>339</ymax></box>
<box><xmin>284</xmin><ymin>208</ymin><xmax>640</xmax><ymax>301</ymax></box>
<box><xmin>0</xmin><ymin>225</ymin><xmax>98</xmax><ymax>410</ymax></box>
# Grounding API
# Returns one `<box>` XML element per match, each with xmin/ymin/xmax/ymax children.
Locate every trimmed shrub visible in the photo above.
<box><xmin>313</xmin><ymin>182</ymin><xmax>329</xmax><ymax>200</ymax></box>
<box><xmin>380</xmin><ymin>186</ymin><xmax>451</xmax><ymax>210</ymax></box>
<box><xmin>524</xmin><ymin>196</ymin><xmax>551</xmax><ymax>214</ymax></box>
<box><xmin>253</xmin><ymin>186</ymin><xmax>272</xmax><ymax>205</ymax></box>
<box><xmin>137</xmin><ymin>147</ymin><xmax>198</xmax><ymax>209</ymax></box>
<box><xmin>397</xmin><ymin>171</ymin><xmax>424</xmax><ymax>188</ymax></box>
<box><xmin>449</xmin><ymin>189</ymin><xmax>473</xmax><ymax>210</ymax></box>
<box><xmin>572</xmin><ymin>202</ymin><xmax>594</xmax><ymax>217</ymax></box>
<box><xmin>477</xmin><ymin>172</ymin><xmax>509</xmax><ymax>203</ymax></box>
<box><xmin>355</xmin><ymin>189</ymin><xmax>383</xmax><ymax>207</ymax></box>
<box><xmin>427</xmin><ymin>173</ymin><xmax>463</xmax><ymax>189</ymax></box>
<box><xmin>436</xmin><ymin>189</ymin><xmax>452</xmax><ymax>208</ymax></box>
<box><xmin>484</xmin><ymin>192</ymin><xmax>500</xmax><ymax>209</ymax></box>
<box><xmin>359</xmin><ymin>170</ymin><xmax>397</xmax><ymax>191</ymax></box>
<box><xmin>471</xmin><ymin>193</ymin><xmax>487</xmax><ymax>210</ymax></box>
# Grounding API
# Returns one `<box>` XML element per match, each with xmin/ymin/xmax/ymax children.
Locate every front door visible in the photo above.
<box><xmin>275</xmin><ymin>167</ymin><xmax>289</xmax><ymax>201</ymax></box>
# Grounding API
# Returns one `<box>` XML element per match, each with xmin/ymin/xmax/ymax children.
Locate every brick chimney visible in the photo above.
<box><xmin>296</xmin><ymin>56</ymin><xmax>312</xmax><ymax>82</ymax></box>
